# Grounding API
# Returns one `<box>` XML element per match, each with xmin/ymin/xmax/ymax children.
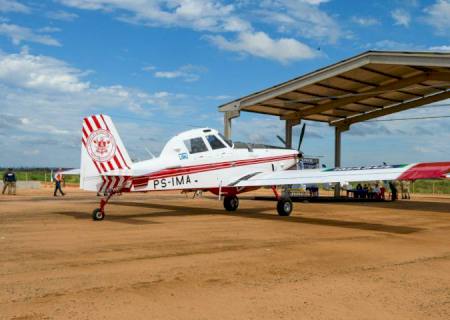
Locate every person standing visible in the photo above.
<box><xmin>402</xmin><ymin>180</ymin><xmax>411</xmax><ymax>199</ymax></box>
<box><xmin>389</xmin><ymin>181</ymin><xmax>398</xmax><ymax>201</ymax></box>
<box><xmin>2</xmin><ymin>168</ymin><xmax>16</xmax><ymax>195</ymax></box>
<box><xmin>54</xmin><ymin>169</ymin><xmax>65</xmax><ymax>197</ymax></box>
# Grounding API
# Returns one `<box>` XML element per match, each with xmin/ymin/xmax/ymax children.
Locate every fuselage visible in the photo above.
<box><xmin>129</xmin><ymin>128</ymin><xmax>298</xmax><ymax>194</ymax></box>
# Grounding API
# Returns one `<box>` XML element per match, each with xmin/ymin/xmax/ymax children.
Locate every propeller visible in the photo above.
<box><xmin>276</xmin><ymin>123</ymin><xmax>306</xmax><ymax>154</ymax></box>
<box><xmin>297</xmin><ymin>123</ymin><xmax>306</xmax><ymax>151</ymax></box>
<box><xmin>276</xmin><ymin>135</ymin><xmax>287</xmax><ymax>147</ymax></box>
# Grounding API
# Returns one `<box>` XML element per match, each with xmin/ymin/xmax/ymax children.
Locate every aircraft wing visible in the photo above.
<box><xmin>61</xmin><ymin>168</ymin><xmax>80</xmax><ymax>175</ymax></box>
<box><xmin>230</xmin><ymin>162</ymin><xmax>450</xmax><ymax>187</ymax></box>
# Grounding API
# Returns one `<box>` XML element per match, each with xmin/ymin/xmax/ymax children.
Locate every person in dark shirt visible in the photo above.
<box><xmin>389</xmin><ymin>181</ymin><xmax>398</xmax><ymax>201</ymax></box>
<box><xmin>54</xmin><ymin>169</ymin><xmax>65</xmax><ymax>196</ymax></box>
<box><xmin>2</xmin><ymin>168</ymin><xmax>17</xmax><ymax>195</ymax></box>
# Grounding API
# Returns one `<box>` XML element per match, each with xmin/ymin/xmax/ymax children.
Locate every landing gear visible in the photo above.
<box><xmin>92</xmin><ymin>208</ymin><xmax>105</xmax><ymax>221</ymax></box>
<box><xmin>271</xmin><ymin>186</ymin><xmax>294</xmax><ymax>216</ymax></box>
<box><xmin>277</xmin><ymin>198</ymin><xmax>293</xmax><ymax>216</ymax></box>
<box><xmin>92</xmin><ymin>190</ymin><xmax>117</xmax><ymax>221</ymax></box>
<box><xmin>223</xmin><ymin>195</ymin><xmax>239</xmax><ymax>211</ymax></box>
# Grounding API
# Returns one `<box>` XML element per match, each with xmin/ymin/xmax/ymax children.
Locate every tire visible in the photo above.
<box><xmin>223</xmin><ymin>196</ymin><xmax>239</xmax><ymax>211</ymax></box>
<box><xmin>92</xmin><ymin>208</ymin><xmax>105</xmax><ymax>221</ymax></box>
<box><xmin>277</xmin><ymin>198</ymin><xmax>293</xmax><ymax>216</ymax></box>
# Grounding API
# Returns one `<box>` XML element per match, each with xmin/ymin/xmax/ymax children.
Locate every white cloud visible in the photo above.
<box><xmin>302</xmin><ymin>0</ymin><xmax>330</xmax><ymax>4</ymax></box>
<box><xmin>208</xmin><ymin>31</ymin><xmax>318</xmax><ymax>63</ymax></box>
<box><xmin>0</xmin><ymin>50</ymin><xmax>211</xmax><ymax>165</ymax></box>
<box><xmin>0</xmin><ymin>50</ymin><xmax>202</xmax><ymax>115</ymax></box>
<box><xmin>38</xmin><ymin>26</ymin><xmax>62</xmax><ymax>33</ymax></box>
<box><xmin>0</xmin><ymin>23</ymin><xmax>61</xmax><ymax>46</ymax></box>
<box><xmin>46</xmin><ymin>10</ymin><xmax>79</xmax><ymax>21</ymax></box>
<box><xmin>365</xmin><ymin>40</ymin><xmax>423</xmax><ymax>51</ymax></box>
<box><xmin>0</xmin><ymin>0</ymin><xmax>30</xmax><ymax>13</ymax></box>
<box><xmin>0</xmin><ymin>51</ymin><xmax>88</xmax><ymax>92</ymax></box>
<box><xmin>152</xmin><ymin>64</ymin><xmax>206</xmax><ymax>82</ymax></box>
<box><xmin>58</xmin><ymin>0</ymin><xmax>322</xmax><ymax>63</ymax></box>
<box><xmin>429</xmin><ymin>45</ymin><xmax>450</xmax><ymax>51</ymax></box>
<box><xmin>391</xmin><ymin>9</ymin><xmax>411</xmax><ymax>27</ymax></box>
<box><xmin>424</xmin><ymin>0</ymin><xmax>450</xmax><ymax>35</ymax></box>
<box><xmin>142</xmin><ymin>65</ymin><xmax>156</xmax><ymax>71</ymax></box>
<box><xmin>351</xmin><ymin>16</ymin><xmax>379</xmax><ymax>27</ymax></box>
<box><xmin>256</xmin><ymin>0</ymin><xmax>343</xmax><ymax>44</ymax></box>
<box><xmin>59</xmin><ymin>0</ymin><xmax>244</xmax><ymax>32</ymax></box>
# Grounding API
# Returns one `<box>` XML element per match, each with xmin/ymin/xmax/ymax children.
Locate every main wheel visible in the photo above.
<box><xmin>223</xmin><ymin>196</ymin><xmax>239</xmax><ymax>211</ymax></box>
<box><xmin>277</xmin><ymin>198</ymin><xmax>293</xmax><ymax>216</ymax></box>
<box><xmin>92</xmin><ymin>208</ymin><xmax>105</xmax><ymax>221</ymax></box>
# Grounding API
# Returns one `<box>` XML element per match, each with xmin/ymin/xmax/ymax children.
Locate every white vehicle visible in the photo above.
<box><xmin>80</xmin><ymin>115</ymin><xmax>450</xmax><ymax>221</ymax></box>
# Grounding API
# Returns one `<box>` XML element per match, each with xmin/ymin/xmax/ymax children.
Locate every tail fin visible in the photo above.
<box><xmin>80</xmin><ymin>114</ymin><xmax>132</xmax><ymax>191</ymax></box>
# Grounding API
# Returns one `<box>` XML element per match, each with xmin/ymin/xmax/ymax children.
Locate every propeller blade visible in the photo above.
<box><xmin>276</xmin><ymin>135</ymin><xmax>287</xmax><ymax>147</ymax></box>
<box><xmin>298</xmin><ymin>123</ymin><xmax>306</xmax><ymax>151</ymax></box>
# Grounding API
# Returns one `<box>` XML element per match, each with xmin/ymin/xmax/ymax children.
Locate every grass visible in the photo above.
<box><xmin>411</xmin><ymin>179</ymin><xmax>450</xmax><ymax>194</ymax></box>
<box><xmin>1</xmin><ymin>170</ymin><xmax>80</xmax><ymax>184</ymax></box>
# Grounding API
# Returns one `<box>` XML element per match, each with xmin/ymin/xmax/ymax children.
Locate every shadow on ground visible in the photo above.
<box><xmin>55</xmin><ymin>201</ymin><xmax>423</xmax><ymax>234</ymax></box>
<box><xmin>242</xmin><ymin>196</ymin><xmax>450</xmax><ymax>214</ymax></box>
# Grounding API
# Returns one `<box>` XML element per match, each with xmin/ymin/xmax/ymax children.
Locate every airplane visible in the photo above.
<box><xmin>80</xmin><ymin>114</ymin><xmax>450</xmax><ymax>221</ymax></box>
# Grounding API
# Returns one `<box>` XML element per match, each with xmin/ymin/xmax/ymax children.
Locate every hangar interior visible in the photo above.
<box><xmin>218</xmin><ymin>51</ymin><xmax>450</xmax><ymax>193</ymax></box>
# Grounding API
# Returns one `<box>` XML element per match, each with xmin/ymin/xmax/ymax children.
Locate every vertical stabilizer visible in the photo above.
<box><xmin>80</xmin><ymin>114</ymin><xmax>132</xmax><ymax>191</ymax></box>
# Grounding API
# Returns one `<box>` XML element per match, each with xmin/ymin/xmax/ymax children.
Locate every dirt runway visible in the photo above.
<box><xmin>1</xmin><ymin>188</ymin><xmax>450</xmax><ymax>319</ymax></box>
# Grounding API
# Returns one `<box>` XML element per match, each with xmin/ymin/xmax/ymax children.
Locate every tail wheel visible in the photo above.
<box><xmin>92</xmin><ymin>208</ymin><xmax>105</xmax><ymax>221</ymax></box>
<box><xmin>224</xmin><ymin>196</ymin><xmax>239</xmax><ymax>211</ymax></box>
<box><xmin>277</xmin><ymin>198</ymin><xmax>293</xmax><ymax>216</ymax></box>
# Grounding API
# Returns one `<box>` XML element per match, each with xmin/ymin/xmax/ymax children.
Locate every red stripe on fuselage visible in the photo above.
<box><xmin>133</xmin><ymin>154</ymin><xmax>296</xmax><ymax>186</ymax></box>
<box><xmin>112</xmin><ymin>177</ymin><xmax>120</xmax><ymax>189</ymax></box>
<box><xmin>105</xmin><ymin>176</ymin><xmax>113</xmax><ymax>191</ymax></box>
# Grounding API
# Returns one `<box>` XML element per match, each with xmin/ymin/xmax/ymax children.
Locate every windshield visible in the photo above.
<box><xmin>206</xmin><ymin>135</ymin><xmax>226</xmax><ymax>150</ymax></box>
<box><xmin>184</xmin><ymin>137</ymin><xmax>208</xmax><ymax>154</ymax></box>
<box><xmin>218</xmin><ymin>133</ymin><xmax>233</xmax><ymax>147</ymax></box>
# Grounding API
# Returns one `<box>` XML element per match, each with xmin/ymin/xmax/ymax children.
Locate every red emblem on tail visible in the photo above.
<box><xmin>87</xmin><ymin>129</ymin><xmax>116</xmax><ymax>162</ymax></box>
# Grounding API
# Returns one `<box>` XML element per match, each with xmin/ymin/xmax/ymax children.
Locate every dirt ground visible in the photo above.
<box><xmin>1</xmin><ymin>187</ymin><xmax>450</xmax><ymax>320</ymax></box>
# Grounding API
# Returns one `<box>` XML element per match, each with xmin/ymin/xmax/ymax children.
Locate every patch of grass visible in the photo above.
<box><xmin>0</xmin><ymin>169</ymin><xmax>80</xmax><ymax>184</ymax></box>
<box><xmin>411</xmin><ymin>180</ymin><xmax>450</xmax><ymax>194</ymax></box>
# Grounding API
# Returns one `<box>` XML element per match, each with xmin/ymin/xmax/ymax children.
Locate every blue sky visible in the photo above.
<box><xmin>0</xmin><ymin>0</ymin><xmax>449</xmax><ymax>167</ymax></box>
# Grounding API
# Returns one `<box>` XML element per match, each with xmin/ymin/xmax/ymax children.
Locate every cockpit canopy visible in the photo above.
<box><xmin>160</xmin><ymin>128</ymin><xmax>232</xmax><ymax>159</ymax></box>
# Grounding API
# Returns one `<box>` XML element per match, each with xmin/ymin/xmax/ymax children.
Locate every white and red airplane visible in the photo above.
<box><xmin>80</xmin><ymin>114</ymin><xmax>450</xmax><ymax>221</ymax></box>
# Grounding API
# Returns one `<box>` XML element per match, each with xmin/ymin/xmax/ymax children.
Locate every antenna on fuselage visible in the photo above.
<box><xmin>145</xmin><ymin>147</ymin><xmax>156</xmax><ymax>159</ymax></box>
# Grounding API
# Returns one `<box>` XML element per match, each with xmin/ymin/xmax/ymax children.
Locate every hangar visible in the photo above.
<box><xmin>218</xmin><ymin>51</ymin><xmax>450</xmax><ymax>194</ymax></box>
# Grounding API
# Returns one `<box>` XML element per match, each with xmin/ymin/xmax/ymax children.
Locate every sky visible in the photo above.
<box><xmin>0</xmin><ymin>0</ymin><xmax>449</xmax><ymax>168</ymax></box>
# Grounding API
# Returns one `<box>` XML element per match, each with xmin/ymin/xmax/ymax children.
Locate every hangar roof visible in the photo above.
<box><xmin>218</xmin><ymin>51</ymin><xmax>450</xmax><ymax>128</ymax></box>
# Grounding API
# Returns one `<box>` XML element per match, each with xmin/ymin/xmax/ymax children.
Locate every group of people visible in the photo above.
<box><xmin>353</xmin><ymin>182</ymin><xmax>386</xmax><ymax>200</ymax></box>
<box><xmin>350</xmin><ymin>180</ymin><xmax>411</xmax><ymax>201</ymax></box>
<box><xmin>2</xmin><ymin>168</ymin><xmax>66</xmax><ymax>197</ymax></box>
